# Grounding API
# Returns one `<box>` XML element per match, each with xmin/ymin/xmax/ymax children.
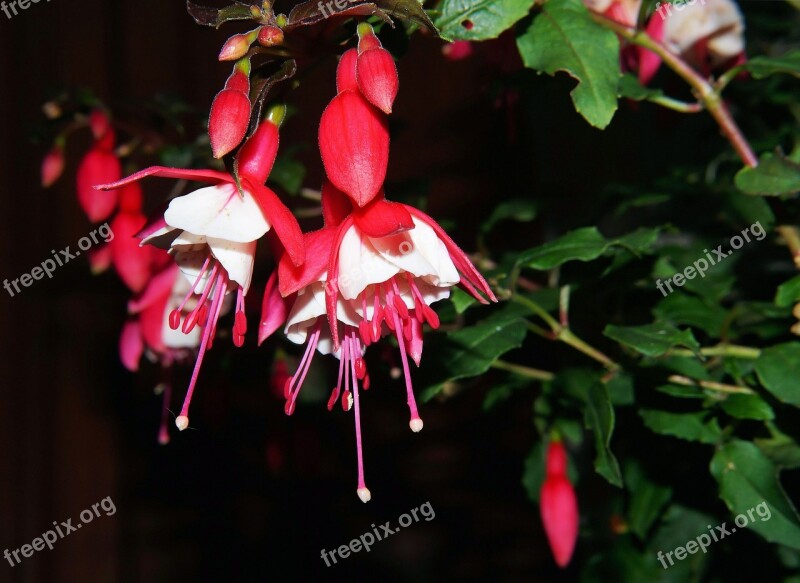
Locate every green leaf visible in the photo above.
<box><xmin>719</xmin><ymin>393</ymin><xmax>775</xmax><ymax>421</ymax></box>
<box><xmin>436</xmin><ymin>0</ymin><xmax>535</xmax><ymax>40</ymax></box>
<box><xmin>450</xmin><ymin>287</ymin><xmax>477</xmax><ymax>314</ymax></box>
<box><xmin>656</xmin><ymin>383</ymin><xmax>706</xmax><ymax>399</ymax></box>
<box><xmin>420</xmin><ymin>307</ymin><xmax>529</xmax><ymax>401</ymax></box>
<box><xmin>625</xmin><ymin>461</ymin><xmax>673</xmax><ymax>540</ymax></box>
<box><xmin>710</xmin><ymin>440</ymin><xmax>800</xmax><ymax>549</ymax></box>
<box><xmin>640</xmin><ymin>410</ymin><xmax>721</xmax><ymax>444</ymax></box>
<box><xmin>775</xmin><ymin>275</ymin><xmax>800</xmax><ymax>308</ymax></box>
<box><xmin>755</xmin><ymin>434</ymin><xmax>800</xmax><ymax>469</ymax></box>
<box><xmin>480</xmin><ymin>198</ymin><xmax>537</xmax><ymax>234</ymax></box>
<box><xmin>269</xmin><ymin>155</ymin><xmax>306</xmax><ymax>196</ymax></box>
<box><xmin>735</xmin><ymin>152</ymin><xmax>800</xmax><ymax>196</ymax></box>
<box><xmin>745</xmin><ymin>51</ymin><xmax>800</xmax><ymax>79</ymax></box>
<box><xmin>604</xmin><ymin>323</ymin><xmax>700</xmax><ymax>357</ymax></box>
<box><xmin>186</xmin><ymin>1</ymin><xmax>257</xmax><ymax>28</ymax></box>
<box><xmin>606</xmin><ymin>372</ymin><xmax>634</xmax><ymax>406</ymax></box>
<box><xmin>518</xmin><ymin>227</ymin><xmax>608</xmax><ymax>269</ymax></box>
<box><xmin>654</xmin><ymin>293</ymin><xmax>727</xmax><ymax>337</ymax></box>
<box><xmin>516</xmin><ymin>0</ymin><xmax>620</xmax><ymax>129</ymax></box>
<box><xmin>755</xmin><ymin>343</ymin><xmax>800</xmax><ymax>408</ymax></box>
<box><xmin>584</xmin><ymin>383</ymin><xmax>623</xmax><ymax>487</ymax></box>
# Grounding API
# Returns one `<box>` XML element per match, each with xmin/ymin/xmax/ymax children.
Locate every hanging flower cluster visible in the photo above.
<box><xmin>81</xmin><ymin>21</ymin><xmax>494</xmax><ymax>499</ymax></box>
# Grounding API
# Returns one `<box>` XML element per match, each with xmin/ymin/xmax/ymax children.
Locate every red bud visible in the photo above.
<box><xmin>76</xmin><ymin>147</ymin><xmax>121</xmax><ymax>222</ymax></box>
<box><xmin>237</xmin><ymin>119</ymin><xmax>279</xmax><ymax>184</ymax></box>
<box><xmin>336</xmin><ymin>48</ymin><xmax>359</xmax><ymax>94</ymax></box>
<box><xmin>357</xmin><ymin>48</ymin><xmax>398</xmax><ymax>114</ymax></box>
<box><xmin>318</xmin><ymin>90</ymin><xmax>389</xmax><ymax>207</ymax></box>
<box><xmin>209</xmin><ymin>89</ymin><xmax>251</xmax><ymax>158</ymax></box>
<box><xmin>540</xmin><ymin>441</ymin><xmax>578</xmax><ymax>568</ymax></box>
<box><xmin>257</xmin><ymin>26</ymin><xmax>284</xmax><ymax>47</ymax></box>
<box><xmin>41</xmin><ymin>145</ymin><xmax>65</xmax><ymax>188</ymax></box>
<box><xmin>356</xmin><ymin>23</ymin><xmax>382</xmax><ymax>53</ymax></box>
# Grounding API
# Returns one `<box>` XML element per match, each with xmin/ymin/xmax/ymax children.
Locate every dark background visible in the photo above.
<box><xmin>0</xmin><ymin>0</ymin><xmax>787</xmax><ymax>582</ymax></box>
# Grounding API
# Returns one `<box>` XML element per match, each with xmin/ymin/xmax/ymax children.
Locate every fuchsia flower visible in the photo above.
<box><xmin>97</xmin><ymin>111</ymin><xmax>304</xmax><ymax>431</ymax></box>
<box><xmin>100</xmin><ymin>182</ymin><xmax>158</xmax><ymax>293</ymax></box>
<box><xmin>76</xmin><ymin>110</ymin><xmax>121</xmax><ymax>222</ymax></box>
<box><xmin>661</xmin><ymin>0</ymin><xmax>746</xmax><ymax>74</ymax></box>
<box><xmin>540</xmin><ymin>439</ymin><xmax>579</xmax><ymax>568</ymax></box>
<box><xmin>266</xmin><ymin>30</ymin><xmax>496</xmax><ymax>502</ymax></box>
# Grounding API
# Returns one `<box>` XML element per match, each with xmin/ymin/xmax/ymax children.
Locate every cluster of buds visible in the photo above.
<box><xmin>540</xmin><ymin>439</ymin><xmax>579</xmax><ymax>568</ymax></box>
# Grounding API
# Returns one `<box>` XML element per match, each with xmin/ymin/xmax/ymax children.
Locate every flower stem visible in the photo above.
<box><xmin>491</xmin><ymin>360</ymin><xmax>555</xmax><ymax>381</ymax></box>
<box><xmin>669</xmin><ymin>344</ymin><xmax>762</xmax><ymax>359</ymax></box>
<box><xmin>589</xmin><ymin>12</ymin><xmax>758</xmax><ymax>168</ymax></box>
<box><xmin>513</xmin><ymin>294</ymin><xmax>621</xmax><ymax>371</ymax></box>
<box><xmin>667</xmin><ymin>374</ymin><xmax>756</xmax><ymax>395</ymax></box>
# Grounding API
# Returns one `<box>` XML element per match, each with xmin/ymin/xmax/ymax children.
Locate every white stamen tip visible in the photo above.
<box><xmin>409</xmin><ymin>418</ymin><xmax>424</xmax><ymax>433</ymax></box>
<box><xmin>175</xmin><ymin>416</ymin><xmax>190</xmax><ymax>431</ymax></box>
<box><xmin>357</xmin><ymin>487</ymin><xmax>372</xmax><ymax>503</ymax></box>
<box><xmin>346</xmin><ymin>392</ymin><xmax>354</xmax><ymax>411</ymax></box>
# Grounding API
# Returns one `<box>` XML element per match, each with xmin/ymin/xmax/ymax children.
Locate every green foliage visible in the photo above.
<box><xmin>516</xmin><ymin>0</ymin><xmax>620</xmax><ymax>128</ymax></box>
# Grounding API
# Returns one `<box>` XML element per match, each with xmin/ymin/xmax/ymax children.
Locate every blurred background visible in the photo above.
<box><xmin>0</xmin><ymin>0</ymin><xmax>795</xmax><ymax>581</ymax></box>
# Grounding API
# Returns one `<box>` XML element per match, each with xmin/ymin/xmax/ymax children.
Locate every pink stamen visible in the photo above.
<box><xmin>158</xmin><ymin>382</ymin><xmax>172</xmax><ymax>445</ymax></box>
<box><xmin>284</xmin><ymin>323</ymin><xmax>321</xmax><ymax>415</ymax></box>
<box><xmin>176</xmin><ymin>270</ymin><xmax>228</xmax><ymax>431</ymax></box>
<box><xmin>349</xmin><ymin>332</ymin><xmax>370</xmax><ymax>502</ymax></box>
<box><xmin>390</xmin><ymin>309</ymin><xmax>423</xmax><ymax>433</ymax></box>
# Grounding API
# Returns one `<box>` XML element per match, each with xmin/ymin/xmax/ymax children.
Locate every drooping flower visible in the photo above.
<box><xmin>97</xmin><ymin>111</ymin><xmax>304</xmax><ymax>431</ymax></box>
<box><xmin>271</xmin><ymin>183</ymin><xmax>495</xmax><ymax>502</ymax></box>
<box><xmin>662</xmin><ymin>0</ymin><xmax>746</xmax><ymax>74</ymax></box>
<box><xmin>76</xmin><ymin>110</ymin><xmax>121</xmax><ymax>222</ymax></box>
<box><xmin>540</xmin><ymin>439</ymin><xmax>579</xmax><ymax>568</ymax></box>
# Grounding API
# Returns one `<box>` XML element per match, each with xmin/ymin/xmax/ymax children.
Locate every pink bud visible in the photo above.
<box><xmin>540</xmin><ymin>441</ymin><xmax>579</xmax><ymax>568</ymax></box>
<box><xmin>89</xmin><ymin>110</ymin><xmax>111</xmax><ymax>139</ymax></box>
<box><xmin>209</xmin><ymin>89</ymin><xmax>251</xmax><ymax>158</ymax></box>
<box><xmin>357</xmin><ymin>23</ymin><xmax>382</xmax><ymax>53</ymax></box>
<box><xmin>442</xmin><ymin>40</ymin><xmax>473</xmax><ymax>61</ymax></box>
<box><xmin>237</xmin><ymin>119</ymin><xmax>279</xmax><ymax>184</ymax></box>
<box><xmin>257</xmin><ymin>26</ymin><xmax>284</xmax><ymax>47</ymax></box>
<box><xmin>356</xmin><ymin>48</ymin><xmax>399</xmax><ymax>114</ymax></box>
<box><xmin>76</xmin><ymin>147</ymin><xmax>121</xmax><ymax>222</ymax></box>
<box><xmin>219</xmin><ymin>33</ymin><xmax>252</xmax><ymax>61</ymax></box>
<box><xmin>41</xmin><ymin>145</ymin><xmax>65</xmax><ymax>188</ymax></box>
<box><xmin>336</xmin><ymin>48</ymin><xmax>359</xmax><ymax>94</ymax></box>
<box><xmin>318</xmin><ymin>90</ymin><xmax>389</xmax><ymax>207</ymax></box>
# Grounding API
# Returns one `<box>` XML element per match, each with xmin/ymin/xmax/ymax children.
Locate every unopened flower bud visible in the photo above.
<box><xmin>357</xmin><ymin>47</ymin><xmax>398</xmax><ymax>114</ymax></box>
<box><xmin>219</xmin><ymin>29</ymin><xmax>259</xmax><ymax>61</ymax></box>
<box><xmin>41</xmin><ymin>143</ymin><xmax>65</xmax><ymax>188</ymax></box>
<box><xmin>257</xmin><ymin>25</ymin><xmax>284</xmax><ymax>47</ymax></box>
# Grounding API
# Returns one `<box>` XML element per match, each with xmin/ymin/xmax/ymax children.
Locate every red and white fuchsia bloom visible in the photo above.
<box><xmin>97</xmin><ymin>112</ymin><xmax>304</xmax><ymax>432</ymax></box>
<box><xmin>268</xmin><ymin>28</ymin><xmax>496</xmax><ymax>502</ymax></box>
<box><xmin>540</xmin><ymin>439</ymin><xmax>579</xmax><ymax>568</ymax></box>
<box><xmin>662</xmin><ymin>0</ymin><xmax>745</xmax><ymax>72</ymax></box>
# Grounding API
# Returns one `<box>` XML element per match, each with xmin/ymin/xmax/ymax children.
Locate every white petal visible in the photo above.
<box><xmin>206</xmin><ymin>237</ymin><xmax>256</xmax><ymax>294</ymax></box>
<box><xmin>369</xmin><ymin>218</ymin><xmax>460</xmax><ymax>287</ymax></box>
<box><xmin>285</xmin><ymin>282</ymin><xmax>361</xmax><ymax>344</ymax></box>
<box><xmin>337</xmin><ymin>227</ymin><xmax>400</xmax><ymax>299</ymax></box>
<box><xmin>162</xmin><ymin>313</ymin><xmax>201</xmax><ymax>348</ymax></box>
<box><xmin>173</xmin><ymin>245</ymin><xmax>212</xmax><ymax>294</ymax></box>
<box><xmin>164</xmin><ymin>184</ymin><xmax>271</xmax><ymax>243</ymax></box>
